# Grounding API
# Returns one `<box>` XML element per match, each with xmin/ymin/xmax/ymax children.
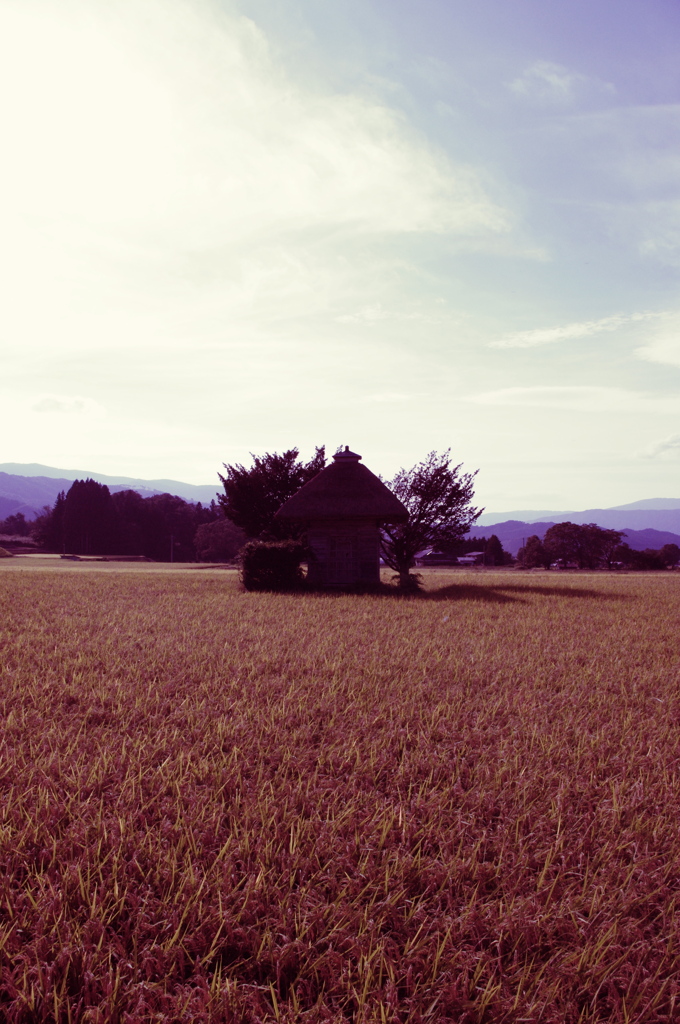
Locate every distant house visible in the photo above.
<box><xmin>274</xmin><ymin>447</ymin><xmax>408</xmax><ymax>587</ymax></box>
<box><xmin>415</xmin><ymin>549</ymin><xmax>458</xmax><ymax>566</ymax></box>
<box><xmin>457</xmin><ymin>551</ymin><xmax>485</xmax><ymax>566</ymax></box>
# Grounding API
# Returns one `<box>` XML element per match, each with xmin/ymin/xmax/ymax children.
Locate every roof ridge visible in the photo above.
<box><xmin>275</xmin><ymin>458</ymin><xmax>408</xmax><ymax>522</ymax></box>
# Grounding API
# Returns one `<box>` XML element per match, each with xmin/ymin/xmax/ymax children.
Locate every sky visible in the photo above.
<box><xmin>1</xmin><ymin>0</ymin><xmax>680</xmax><ymax>510</ymax></box>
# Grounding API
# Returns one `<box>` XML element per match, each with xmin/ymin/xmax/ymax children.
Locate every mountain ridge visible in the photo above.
<box><xmin>0</xmin><ymin>464</ymin><xmax>222</xmax><ymax>518</ymax></box>
<box><xmin>478</xmin><ymin>507</ymin><xmax>680</xmax><ymax>535</ymax></box>
<box><xmin>478</xmin><ymin>498</ymin><xmax>680</xmax><ymax>526</ymax></box>
<box><xmin>2</xmin><ymin>463</ymin><xmax>679</xmax><ymax>536</ymax></box>
<box><xmin>468</xmin><ymin>520</ymin><xmax>680</xmax><ymax>557</ymax></box>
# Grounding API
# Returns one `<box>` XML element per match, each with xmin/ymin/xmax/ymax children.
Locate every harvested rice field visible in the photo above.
<box><xmin>1</xmin><ymin>565</ymin><xmax>679</xmax><ymax>1022</ymax></box>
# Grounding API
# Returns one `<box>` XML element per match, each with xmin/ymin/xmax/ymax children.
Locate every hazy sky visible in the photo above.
<box><xmin>2</xmin><ymin>0</ymin><xmax>680</xmax><ymax>508</ymax></box>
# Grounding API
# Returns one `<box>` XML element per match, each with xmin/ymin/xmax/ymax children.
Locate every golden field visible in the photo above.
<box><xmin>1</xmin><ymin>563</ymin><xmax>679</xmax><ymax>1022</ymax></box>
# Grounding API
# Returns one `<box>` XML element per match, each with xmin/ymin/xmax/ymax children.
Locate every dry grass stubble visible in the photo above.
<box><xmin>0</xmin><ymin>569</ymin><xmax>679</xmax><ymax>1021</ymax></box>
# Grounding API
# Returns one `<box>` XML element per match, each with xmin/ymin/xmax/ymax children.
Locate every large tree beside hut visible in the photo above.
<box><xmin>381</xmin><ymin>450</ymin><xmax>481</xmax><ymax>588</ymax></box>
<box><xmin>218</xmin><ymin>447</ymin><xmax>326</xmax><ymax>538</ymax></box>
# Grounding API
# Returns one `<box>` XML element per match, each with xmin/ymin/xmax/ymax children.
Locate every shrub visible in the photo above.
<box><xmin>240</xmin><ymin>539</ymin><xmax>308</xmax><ymax>591</ymax></box>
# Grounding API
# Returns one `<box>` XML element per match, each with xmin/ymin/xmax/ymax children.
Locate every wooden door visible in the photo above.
<box><xmin>329</xmin><ymin>536</ymin><xmax>357</xmax><ymax>584</ymax></box>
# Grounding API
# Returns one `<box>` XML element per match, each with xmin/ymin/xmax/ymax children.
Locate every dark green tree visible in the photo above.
<box><xmin>105</xmin><ymin>490</ymin><xmax>219</xmax><ymax>561</ymax></box>
<box><xmin>0</xmin><ymin>513</ymin><xmax>31</xmax><ymax>536</ymax></box>
<box><xmin>62</xmin><ymin>480</ymin><xmax>117</xmax><ymax>555</ymax></box>
<box><xmin>613</xmin><ymin>544</ymin><xmax>666</xmax><ymax>570</ymax></box>
<box><xmin>110</xmin><ymin>489</ymin><xmax>148</xmax><ymax>555</ymax></box>
<box><xmin>36</xmin><ymin>486</ymin><xmax>219</xmax><ymax>560</ymax></box>
<box><xmin>436</xmin><ymin>535</ymin><xmax>490</xmax><ymax>558</ymax></box>
<box><xmin>517</xmin><ymin>535</ymin><xmax>550</xmax><ymax>569</ymax></box>
<box><xmin>139</xmin><ymin>493</ymin><xmax>215</xmax><ymax>562</ymax></box>
<box><xmin>543</xmin><ymin>522</ymin><xmax>583</xmax><ymax>568</ymax></box>
<box><xmin>194</xmin><ymin>518</ymin><xmax>247</xmax><ymax>562</ymax></box>
<box><xmin>545</xmin><ymin>522</ymin><xmax>624</xmax><ymax>569</ymax></box>
<box><xmin>218</xmin><ymin>447</ymin><xmax>326</xmax><ymax>539</ymax></box>
<box><xmin>380</xmin><ymin>450</ymin><xmax>481</xmax><ymax>589</ymax></box>
<box><xmin>34</xmin><ymin>492</ymin><xmax>66</xmax><ymax>552</ymax></box>
<box><xmin>596</xmin><ymin>527</ymin><xmax>626</xmax><ymax>570</ymax></box>
<box><xmin>483</xmin><ymin>534</ymin><xmax>504</xmax><ymax>566</ymax></box>
<box><xmin>659</xmin><ymin>543</ymin><xmax>680</xmax><ymax>567</ymax></box>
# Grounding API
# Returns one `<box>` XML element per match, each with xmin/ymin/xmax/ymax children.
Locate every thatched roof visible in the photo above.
<box><xmin>275</xmin><ymin>448</ymin><xmax>408</xmax><ymax>522</ymax></box>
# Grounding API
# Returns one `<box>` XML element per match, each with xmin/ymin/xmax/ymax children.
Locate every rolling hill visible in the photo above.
<box><xmin>468</xmin><ymin>520</ymin><xmax>680</xmax><ymax>557</ymax></box>
<box><xmin>3</xmin><ymin>464</ymin><xmax>680</xmax><ymax>552</ymax></box>
<box><xmin>478</xmin><ymin>502</ymin><xmax>680</xmax><ymax>536</ymax></box>
<box><xmin>0</xmin><ymin>464</ymin><xmax>222</xmax><ymax>519</ymax></box>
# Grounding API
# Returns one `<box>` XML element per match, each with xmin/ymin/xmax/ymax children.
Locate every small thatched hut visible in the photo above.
<box><xmin>274</xmin><ymin>447</ymin><xmax>408</xmax><ymax>587</ymax></box>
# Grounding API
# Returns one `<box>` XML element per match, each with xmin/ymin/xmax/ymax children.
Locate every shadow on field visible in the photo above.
<box><xmin>423</xmin><ymin>582</ymin><xmax>625</xmax><ymax>605</ymax></box>
<box><xmin>297</xmin><ymin>581</ymin><xmax>627</xmax><ymax>604</ymax></box>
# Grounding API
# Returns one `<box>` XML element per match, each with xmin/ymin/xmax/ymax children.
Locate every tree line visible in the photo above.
<box><xmin>0</xmin><ymin>513</ymin><xmax>33</xmax><ymax>537</ymax></box>
<box><xmin>1</xmin><ymin>447</ymin><xmax>479</xmax><ymax>583</ymax></box>
<box><xmin>423</xmin><ymin>534</ymin><xmax>512</xmax><ymax>565</ymax></box>
<box><xmin>6</xmin><ymin>462</ymin><xmax>678</xmax><ymax>575</ymax></box>
<box><xmin>518</xmin><ymin>522</ymin><xmax>679</xmax><ymax>570</ymax></box>
<box><xmin>5</xmin><ymin>480</ymin><xmax>240</xmax><ymax>562</ymax></box>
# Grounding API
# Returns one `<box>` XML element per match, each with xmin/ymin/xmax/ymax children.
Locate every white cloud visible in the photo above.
<box><xmin>538</xmin><ymin>104</ymin><xmax>680</xmax><ymax>266</ymax></box>
<box><xmin>0</xmin><ymin>0</ymin><xmax>519</xmax><ymax>483</ymax></box>
<box><xmin>634</xmin><ymin>313</ymin><xmax>680</xmax><ymax>366</ymax></box>
<box><xmin>363</xmin><ymin>393</ymin><xmax>412</xmax><ymax>403</ymax></box>
<box><xmin>4</xmin><ymin>0</ymin><xmax>674</xmax><ymax>510</ymax></box>
<box><xmin>508</xmin><ymin>60</ymin><xmax>615</xmax><ymax>106</ymax></box>
<box><xmin>0</xmin><ymin>0</ymin><xmax>510</xmax><ymax>357</ymax></box>
<box><xmin>0</xmin><ymin>389</ymin><xmax>214</xmax><ymax>480</ymax></box>
<box><xmin>337</xmin><ymin>304</ymin><xmax>394</xmax><ymax>324</ymax></box>
<box><xmin>32</xmin><ymin>395</ymin><xmax>104</xmax><ymax>416</ymax></box>
<box><xmin>643</xmin><ymin>434</ymin><xmax>680</xmax><ymax>458</ymax></box>
<box><xmin>411</xmin><ymin>56</ymin><xmax>455</xmax><ymax>89</ymax></box>
<box><xmin>336</xmin><ymin>304</ymin><xmax>446</xmax><ymax>324</ymax></box>
<box><xmin>639</xmin><ymin>204</ymin><xmax>680</xmax><ymax>266</ymax></box>
<box><xmin>492</xmin><ymin>312</ymin><xmax>659</xmax><ymax>349</ymax></box>
<box><xmin>466</xmin><ymin>386</ymin><xmax>680</xmax><ymax>413</ymax></box>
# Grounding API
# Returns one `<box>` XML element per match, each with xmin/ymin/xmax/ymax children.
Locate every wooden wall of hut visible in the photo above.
<box><xmin>306</xmin><ymin>519</ymin><xmax>380</xmax><ymax>587</ymax></box>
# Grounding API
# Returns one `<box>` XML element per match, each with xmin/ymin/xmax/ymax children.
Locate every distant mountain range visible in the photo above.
<box><xmin>0</xmin><ymin>463</ymin><xmax>222</xmax><ymax>519</ymax></box>
<box><xmin>477</xmin><ymin>499</ymin><xmax>680</xmax><ymax>533</ymax></box>
<box><xmin>478</xmin><ymin>498</ymin><xmax>680</xmax><ymax>525</ymax></box>
<box><xmin>473</xmin><ymin>499</ymin><xmax>680</xmax><ymax>553</ymax></box>
<box><xmin>3</xmin><ymin>465</ymin><xmax>680</xmax><ymax>556</ymax></box>
<box><xmin>468</xmin><ymin>520</ymin><xmax>680</xmax><ymax>557</ymax></box>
